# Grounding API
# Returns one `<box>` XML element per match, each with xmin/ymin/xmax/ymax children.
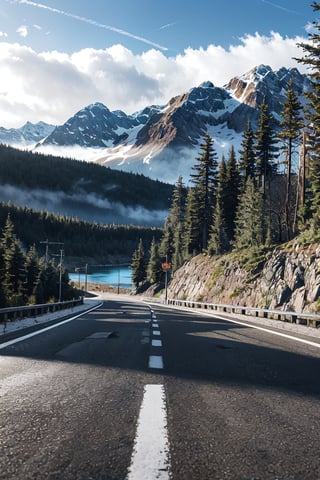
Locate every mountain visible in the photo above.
<box><xmin>1</xmin><ymin>65</ymin><xmax>311</xmax><ymax>183</ymax></box>
<box><xmin>0</xmin><ymin>121</ymin><xmax>55</xmax><ymax>146</ymax></box>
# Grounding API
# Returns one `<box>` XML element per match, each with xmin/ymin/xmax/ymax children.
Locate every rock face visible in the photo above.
<box><xmin>167</xmin><ymin>244</ymin><xmax>320</xmax><ymax>313</ymax></box>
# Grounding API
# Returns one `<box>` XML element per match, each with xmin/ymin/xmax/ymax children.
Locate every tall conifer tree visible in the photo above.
<box><xmin>131</xmin><ymin>238</ymin><xmax>147</xmax><ymax>288</ymax></box>
<box><xmin>190</xmin><ymin>134</ymin><xmax>218</xmax><ymax>252</ymax></box>
<box><xmin>254</xmin><ymin>99</ymin><xmax>279</xmax><ymax>243</ymax></box>
<box><xmin>161</xmin><ymin>176</ymin><xmax>186</xmax><ymax>269</ymax></box>
<box><xmin>238</xmin><ymin>121</ymin><xmax>256</xmax><ymax>187</ymax></box>
<box><xmin>208</xmin><ymin>158</ymin><xmax>228</xmax><ymax>255</ymax></box>
<box><xmin>296</xmin><ymin>1</ymin><xmax>320</xmax><ymax>234</ymax></box>
<box><xmin>278</xmin><ymin>78</ymin><xmax>304</xmax><ymax>239</ymax></box>
<box><xmin>147</xmin><ymin>238</ymin><xmax>162</xmax><ymax>283</ymax></box>
<box><xmin>225</xmin><ymin>146</ymin><xmax>240</xmax><ymax>243</ymax></box>
<box><xmin>0</xmin><ymin>216</ymin><xmax>27</xmax><ymax>305</ymax></box>
<box><xmin>234</xmin><ymin>177</ymin><xmax>264</xmax><ymax>249</ymax></box>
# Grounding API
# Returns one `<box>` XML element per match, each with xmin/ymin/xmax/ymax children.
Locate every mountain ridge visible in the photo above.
<box><xmin>0</xmin><ymin>65</ymin><xmax>311</xmax><ymax>183</ymax></box>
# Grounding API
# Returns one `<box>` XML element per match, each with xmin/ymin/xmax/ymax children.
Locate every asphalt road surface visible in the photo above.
<box><xmin>1</xmin><ymin>296</ymin><xmax>320</xmax><ymax>480</ymax></box>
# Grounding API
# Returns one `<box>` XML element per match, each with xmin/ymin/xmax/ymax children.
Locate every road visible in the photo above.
<box><xmin>1</xmin><ymin>295</ymin><xmax>320</xmax><ymax>479</ymax></box>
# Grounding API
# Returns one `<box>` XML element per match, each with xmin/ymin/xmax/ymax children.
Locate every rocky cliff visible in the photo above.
<box><xmin>167</xmin><ymin>243</ymin><xmax>320</xmax><ymax>314</ymax></box>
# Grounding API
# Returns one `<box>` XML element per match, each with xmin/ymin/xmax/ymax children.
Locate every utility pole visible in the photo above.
<box><xmin>40</xmin><ymin>240</ymin><xmax>64</xmax><ymax>302</ymax></box>
<box><xmin>58</xmin><ymin>249</ymin><xmax>63</xmax><ymax>303</ymax></box>
<box><xmin>40</xmin><ymin>240</ymin><xmax>64</xmax><ymax>265</ymax></box>
<box><xmin>85</xmin><ymin>264</ymin><xmax>88</xmax><ymax>292</ymax></box>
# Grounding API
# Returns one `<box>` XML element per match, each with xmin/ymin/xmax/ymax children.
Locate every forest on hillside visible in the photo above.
<box><xmin>0</xmin><ymin>202</ymin><xmax>162</xmax><ymax>260</ymax></box>
<box><xmin>0</xmin><ymin>201</ymin><xmax>162</xmax><ymax>308</ymax></box>
<box><xmin>0</xmin><ymin>144</ymin><xmax>174</xmax><ymax>211</ymax></box>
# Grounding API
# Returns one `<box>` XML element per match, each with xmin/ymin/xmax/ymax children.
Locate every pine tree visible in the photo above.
<box><xmin>234</xmin><ymin>177</ymin><xmax>264</xmax><ymax>250</ymax></box>
<box><xmin>225</xmin><ymin>146</ymin><xmax>240</xmax><ymax>244</ymax></box>
<box><xmin>190</xmin><ymin>134</ymin><xmax>218</xmax><ymax>252</ymax></box>
<box><xmin>183</xmin><ymin>187</ymin><xmax>200</xmax><ymax>256</ymax></box>
<box><xmin>238</xmin><ymin>121</ymin><xmax>256</xmax><ymax>187</ymax></box>
<box><xmin>0</xmin><ymin>218</ymin><xmax>27</xmax><ymax>306</ymax></box>
<box><xmin>254</xmin><ymin>98</ymin><xmax>279</xmax><ymax>243</ymax></box>
<box><xmin>296</xmin><ymin>1</ymin><xmax>320</xmax><ymax>235</ymax></box>
<box><xmin>160</xmin><ymin>176</ymin><xmax>185</xmax><ymax>267</ymax></box>
<box><xmin>255</xmin><ymin>98</ymin><xmax>279</xmax><ymax>192</ymax></box>
<box><xmin>160</xmin><ymin>217</ymin><xmax>174</xmax><ymax>264</ymax></box>
<box><xmin>278</xmin><ymin>78</ymin><xmax>304</xmax><ymax>239</ymax></box>
<box><xmin>147</xmin><ymin>238</ymin><xmax>162</xmax><ymax>283</ymax></box>
<box><xmin>131</xmin><ymin>239</ymin><xmax>147</xmax><ymax>288</ymax></box>
<box><xmin>208</xmin><ymin>158</ymin><xmax>228</xmax><ymax>255</ymax></box>
<box><xmin>25</xmin><ymin>245</ymin><xmax>41</xmax><ymax>300</ymax></box>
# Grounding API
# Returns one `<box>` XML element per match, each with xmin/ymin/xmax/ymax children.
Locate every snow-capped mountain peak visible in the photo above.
<box><xmin>0</xmin><ymin>65</ymin><xmax>311</xmax><ymax>183</ymax></box>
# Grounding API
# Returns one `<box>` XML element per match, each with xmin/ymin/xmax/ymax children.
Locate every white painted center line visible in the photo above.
<box><xmin>152</xmin><ymin>323</ymin><xmax>159</xmax><ymax>328</ymax></box>
<box><xmin>152</xmin><ymin>339</ymin><xmax>162</xmax><ymax>347</ymax></box>
<box><xmin>148</xmin><ymin>355</ymin><xmax>164</xmax><ymax>369</ymax></box>
<box><xmin>153</xmin><ymin>330</ymin><xmax>161</xmax><ymax>336</ymax></box>
<box><xmin>127</xmin><ymin>384</ymin><xmax>170</xmax><ymax>480</ymax></box>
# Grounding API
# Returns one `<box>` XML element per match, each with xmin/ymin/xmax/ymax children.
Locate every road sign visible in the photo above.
<box><xmin>162</xmin><ymin>263</ymin><xmax>171</xmax><ymax>271</ymax></box>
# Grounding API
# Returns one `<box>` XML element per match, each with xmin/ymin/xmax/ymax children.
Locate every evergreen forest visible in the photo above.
<box><xmin>0</xmin><ymin>203</ymin><xmax>162</xmax><ymax>307</ymax></box>
<box><xmin>0</xmin><ymin>144</ymin><xmax>173</xmax><ymax>211</ymax></box>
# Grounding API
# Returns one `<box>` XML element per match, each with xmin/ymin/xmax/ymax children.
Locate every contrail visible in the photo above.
<box><xmin>260</xmin><ymin>0</ymin><xmax>301</xmax><ymax>15</ymax></box>
<box><xmin>159</xmin><ymin>22</ymin><xmax>177</xmax><ymax>31</ymax></box>
<box><xmin>17</xmin><ymin>0</ymin><xmax>168</xmax><ymax>51</ymax></box>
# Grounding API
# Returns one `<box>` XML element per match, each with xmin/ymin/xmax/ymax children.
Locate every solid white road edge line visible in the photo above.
<box><xmin>199</xmin><ymin>311</ymin><xmax>320</xmax><ymax>349</ymax></box>
<box><xmin>0</xmin><ymin>303</ymin><xmax>103</xmax><ymax>350</ymax></box>
<box><xmin>127</xmin><ymin>384</ymin><xmax>171</xmax><ymax>480</ymax></box>
<box><xmin>158</xmin><ymin>303</ymin><xmax>320</xmax><ymax>350</ymax></box>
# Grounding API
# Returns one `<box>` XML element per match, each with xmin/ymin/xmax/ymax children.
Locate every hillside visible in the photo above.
<box><xmin>0</xmin><ymin>202</ymin><xmax>162</xmax><ymax>265</ymax></box>
<box><xmin>0</xmin><ymin>144</ymin><xmax>174</xmax><ymax>226</ymax></box>
<box><xmin>167</xmin><ymin>244</ymin><xmax>320</xmax><ymax>314</ymax></box>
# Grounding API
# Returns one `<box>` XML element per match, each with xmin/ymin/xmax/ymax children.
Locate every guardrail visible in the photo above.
<box><xmin>0</xmin><ymin>298</ymin><xmax>84</xmax><ymax>323</ymax></box>
<box><xmin>167</xmin><ymin>298</ymin><xmax>320</xmax><ymax>328</ymax></box>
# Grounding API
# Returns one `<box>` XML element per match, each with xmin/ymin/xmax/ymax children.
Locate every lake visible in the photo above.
<box><xmin>69</xmin><ymin>266</ymin><xmax>133</xmax><ymax>290</ymax></box>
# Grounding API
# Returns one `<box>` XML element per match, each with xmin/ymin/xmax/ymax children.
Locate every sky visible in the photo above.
<box><xmin>0</xmin><ymin>0</ymin><xmax>317</xmax><ymax>128</ymax></box>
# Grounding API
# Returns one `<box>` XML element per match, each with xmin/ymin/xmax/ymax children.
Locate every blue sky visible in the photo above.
<box><xmin>0</xmin><ymin>0</ymin><xmax>316</xmax><ymax>127</ymax></box>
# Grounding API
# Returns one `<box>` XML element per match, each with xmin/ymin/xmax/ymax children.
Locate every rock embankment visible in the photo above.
<box><xmin>167</xmin><ymin>243</ymin><xmax>320</xmax><ymax>313</ymax></box>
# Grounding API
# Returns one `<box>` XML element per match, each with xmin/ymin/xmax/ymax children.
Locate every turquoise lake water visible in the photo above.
<box><xmin>69</xmin><ymin>266</ymin><xmax>133</xmax><ymax>289</ymax></box>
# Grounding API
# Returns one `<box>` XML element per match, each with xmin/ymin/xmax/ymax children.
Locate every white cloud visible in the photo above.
<box><xmin>16</xmin><ymin>25</ymin><xmax>28</xmax><ymax>37</ymax></box>
<box><xmin>0</xmin><ymin>32</ymin><xmax>8</xmax><ymax>38</ymax></box>
<box><xmin>0</xmin><ymin>32</ymin><xmax>309</xmax><ymax>128</ymax></box>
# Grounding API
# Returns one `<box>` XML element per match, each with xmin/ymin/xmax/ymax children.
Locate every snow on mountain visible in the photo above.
<box><xmin>0</xmin><ymin>121</ymin><xmax>55</xmax><ymax>147</ymax></box>
<box><xmin>0</xmin><ymin>65</ymin><xmax>311</xmax><ymax>183</ymax></box>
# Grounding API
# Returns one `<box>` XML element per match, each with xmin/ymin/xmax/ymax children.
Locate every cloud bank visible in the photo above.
<box><xmin>0</xmin><ymin>32</ymin><xmax>308</xmax><ymax>128</ymax></box>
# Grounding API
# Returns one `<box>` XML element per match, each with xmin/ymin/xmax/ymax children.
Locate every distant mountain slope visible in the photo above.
<box><xmin>0</xmin><ymin>121</ymin><xmax>55</xmax><ymax>146</ymax></box>
<box><xmin>0</xmin><ymin>144</ymin><xmax>173</xmax><ymax>226</ymax></box>
<box><xmin>1</xmin><ymin>65</ymin><xmax>311</xmax><ymax>182</ymax></box>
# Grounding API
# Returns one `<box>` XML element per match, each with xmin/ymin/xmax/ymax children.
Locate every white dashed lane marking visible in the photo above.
<box><xmin>145</xmin><ymin>306</ymin><xmax>164</xmax><ymax>370</ymax></box>
<box><xmin>127</xmin><ymin>384</ymin><xmax>171</xmax><ymax>479</ymax></box>
<box><xmin>148</xmin><ymin>355</ymin><xmax>164</xmax><ymax>369</ymax></box>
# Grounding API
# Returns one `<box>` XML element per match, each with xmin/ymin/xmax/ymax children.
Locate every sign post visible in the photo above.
<box><xmin>162</xmin><ymin>262</ymin><xmax>171</xmax><ymax>304</ymax></box>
